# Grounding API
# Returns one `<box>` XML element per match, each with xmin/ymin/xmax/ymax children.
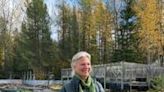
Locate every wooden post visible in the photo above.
<box><xmin>121</xmin><ymin>61</ymin><xmax>124</xmax><ymax>91</ymax></box>
<box><xmin>103</xmin><ymin>64</ymin><xmax>106</xmax><ymax>91</ymax></box>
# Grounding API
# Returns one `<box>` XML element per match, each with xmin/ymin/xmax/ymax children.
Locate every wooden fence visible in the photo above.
<box><xmin>61</xmin><ymin>62</ymin><xmax>164</xmax><ymax>91</ymax></box>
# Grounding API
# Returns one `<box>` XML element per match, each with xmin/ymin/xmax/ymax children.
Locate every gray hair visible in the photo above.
<box><xmin>71</xmin><ymin>51</ymin><xmax>91</xmax><ymax>76</ymax></box>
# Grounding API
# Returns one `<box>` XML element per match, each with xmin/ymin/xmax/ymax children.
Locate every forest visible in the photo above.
<box><xmin>0</xmin><ymin>0</ymin><xmax>163</xmax><ymax>80</ymax></box>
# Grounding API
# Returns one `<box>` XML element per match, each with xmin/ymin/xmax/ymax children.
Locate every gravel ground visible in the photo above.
<box><xmin>0</xmin><ymin>84</ymin><xmax>60</xmax><ymax>92</ymax></box>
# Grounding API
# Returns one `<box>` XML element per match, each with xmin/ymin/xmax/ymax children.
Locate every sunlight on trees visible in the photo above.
<box><xmin>134</xmin><ymin>0</ymin><xmax>163</xmax><ymax>63</ymax></box>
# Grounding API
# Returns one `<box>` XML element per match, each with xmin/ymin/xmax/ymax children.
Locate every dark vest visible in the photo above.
<box><xmin>60</xmin><ymin>76</ymin><xmax>104</xmax><ymax>92</ymax></box>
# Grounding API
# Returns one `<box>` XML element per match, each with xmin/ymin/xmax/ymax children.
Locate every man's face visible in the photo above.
<box><xmin>74</xmin><ymin>57</ymin><xmax>91</xmax><ymax>80</ymax></box>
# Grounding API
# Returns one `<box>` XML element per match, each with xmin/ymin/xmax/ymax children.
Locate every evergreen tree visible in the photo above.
<box><xmin>12</xmin><ymin>23</ymin><xmax>30</xmax><ymax>78</ymax></box>
<box><xmin>14</xmin><ymin>0</ymin><xmax>54</xmax><ymax>79</ymax></box>
<box><xmin>112</xmin><ymin>0</ymin><xmax>139</xmax><ymax>62</ymax></box>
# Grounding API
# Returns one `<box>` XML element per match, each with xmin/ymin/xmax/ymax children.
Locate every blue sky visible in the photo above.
<box><xmin>44</xmin><ymin>0</ymin><xmax>59</xmax><ymax>40</ymax></box>
<box><xmin>44</xmin><ymin>0</ymin><xmax>123</xmax><ymax>41</ymax></box>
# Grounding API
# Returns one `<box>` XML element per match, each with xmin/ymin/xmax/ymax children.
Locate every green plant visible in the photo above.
<box><xmin>147</xmin><ymin>76</ymin><xmax>164</xmax><ymax>92</ymax></box>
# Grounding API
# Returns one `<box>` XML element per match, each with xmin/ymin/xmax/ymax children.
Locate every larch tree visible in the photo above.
<box><xmin>134</xmin><ymin>0</ymin><xmax>163</xmax><ymax>64</ymax></box>
<box><xmin>77</xmin><ymin>0</ymin><xmax>101</xmax><ymax>64</ymax></box>
<box><xmin>94</xmin><ymin>0</ymin><xmax>113</xmax><ymax>64</ymax></box>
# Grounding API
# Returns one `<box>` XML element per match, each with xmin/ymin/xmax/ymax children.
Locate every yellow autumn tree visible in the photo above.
<box><xmin>134</xmin><ymin>0</ymin><xmax>163</xmax><ymax>63</ymax></box>
<box><xmin>78</xmin><ymin>0</ymin><xmax>100</xmax><ymax>64</ymax></box>
<box><xmin>94</xmin><ymin>0</ymin><xmax>113</xmax><ymax>63</ymax></box>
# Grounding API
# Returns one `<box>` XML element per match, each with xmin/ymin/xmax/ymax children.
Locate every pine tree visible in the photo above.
<box><xmin>14</xmin><ymin>0</ymin><xmax>54</xmax><ymax>79</ymax></box>
<box><xmin>112</xmin><ymin>0</ymin><xmax>139</xmax><ymax>62</ymax></box>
